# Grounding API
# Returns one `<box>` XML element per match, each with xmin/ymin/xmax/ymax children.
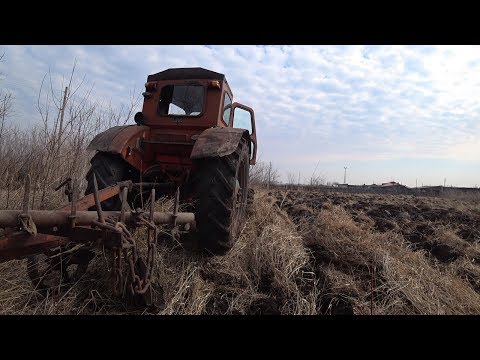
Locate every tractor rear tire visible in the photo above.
<box><xmin>193</xmin><ymin>138</ymin><xmax>250</xmax><ymax>255</ymax></box>
<box><xmin>85</xmin><ymin>152</ymin><xmax>128</xmax><ymax>211</ymax></box>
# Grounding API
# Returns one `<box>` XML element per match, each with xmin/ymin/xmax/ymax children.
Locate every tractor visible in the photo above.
<box><xmin>0</xmin><ymin>67</ymin><xmax>257</xmax><ymax>304</ymax></box>
<box><xmin>84</xmin><ymin>67</ymin><xmax>257</xmax><ymax>255</ymax></box>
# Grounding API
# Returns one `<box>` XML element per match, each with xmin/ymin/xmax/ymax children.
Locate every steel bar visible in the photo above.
<box><xmin>0</xmin><ymin>210</ymin><xmax>196</xmax><ymax>228</ymax></box>
<box><xmin>57</xmin><ymin>184</ymin><xmax>122</xmax><ymax>212</ymax></box>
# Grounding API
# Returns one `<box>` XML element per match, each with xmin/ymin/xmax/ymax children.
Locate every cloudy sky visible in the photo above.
<box><xmin>0</xmin><ymin>45</ymin><xmax>479</xmax><ymax>187</ymax></box>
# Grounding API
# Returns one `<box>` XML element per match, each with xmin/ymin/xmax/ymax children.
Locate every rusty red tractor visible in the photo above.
<box><xmin>0</xmin><ymin>68</ymin><xmax>258</xmax><ymax>304</ymax></box>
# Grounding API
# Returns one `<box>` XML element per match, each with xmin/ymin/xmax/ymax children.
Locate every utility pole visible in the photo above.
<box><xmin>343</xmin><ymin>166</ymin><xmax>347</xmax><ymax>184</ymax></box>
<box><xmin>444</xmin><ymin>178</ymin><xmax>446</xmax><ymax>187</ymax></box>
<box><xmin>416</xmin><ymin>179</ymin><xmax>418</xmax><ymax>189</ymax></box>
<box><xmin>297</xmin><ymin>171</ymin><xmax>300</xmax><ymax>188</ymax></box>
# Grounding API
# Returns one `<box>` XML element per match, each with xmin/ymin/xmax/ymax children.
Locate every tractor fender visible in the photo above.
<box><xmin>87</xmin><ymin>125</ymin><xmax>149</xmax><ymax>154</ymax></box>
<box><xmin>190</xmin><ymin>127</ymin><xmax>250</xmax><ymax>160</ymax></box>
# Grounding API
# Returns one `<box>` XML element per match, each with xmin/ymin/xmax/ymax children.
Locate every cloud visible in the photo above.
<box><xmin>1</xmin><ymin>45</ymin><xmax>479</xmax><ymax>186</ymax></box>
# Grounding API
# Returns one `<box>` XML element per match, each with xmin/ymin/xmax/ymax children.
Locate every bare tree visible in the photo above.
<box><xmin>0</xmin><ymin>58</ymin><xmax>144</xmax><ymax>210</ymax></box>
<box><xmin>308</xmin><ymin>160</ymin><xmax>325</xmax><ymax>187</ymax></box>
<box><xmin>249</xmin><ymin>162</ymin><xmax>267</xmax><ymax>187</ymax></box>
<box><xmin>123</xmin><ymin>86</ymin><xmax>142</xmax><ymax>125</ymax></box>
<box><xmin>0</xmin><ymin>52</ymin><xmax>14</xmax><ymax>168</ymax></box>
<box><xmin>267</xmin><ymin>162</ymin><xmax>280</xmax><ymax>189</ymax></box>
<box><xmin>249</xmin><ymin>161</ymin><xmax>280</xmax><ymax>188</ymax></box>
<box><xmin>286</xmin><ymin>171</ymin><xmax>297</xmax><ymax>189</ymax></box>
<box><xmin>94</xmin><ymin>87</ymin><xmax>141</xmax><ymax>129</ymax></box>
<box><xmin>0</xmin><ymin>92</ymin><xmax>13</xmax><ymax>145</ymax></box>
<box><xmin>309</xmin><ymin>174</ymin><xmax>325</xmax><ymax>187</ymax></box>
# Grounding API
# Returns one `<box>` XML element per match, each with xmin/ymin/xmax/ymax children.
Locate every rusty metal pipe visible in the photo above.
<box><xmin>0</xmin><ymin>210</ymin><xmax>196</xmax><ymax>228</ymax></box>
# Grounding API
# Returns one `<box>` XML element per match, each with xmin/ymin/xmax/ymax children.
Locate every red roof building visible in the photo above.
<box><xmin>381</xmin><ymin>181</ymin><xmax>400</xmax><ymax>187</ymax></box>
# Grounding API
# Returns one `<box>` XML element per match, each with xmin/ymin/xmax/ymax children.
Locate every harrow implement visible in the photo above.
<box><xmin>0</xmin><ymin>175</ymin><xmax>196</xmax><ymax>305</ymax></box>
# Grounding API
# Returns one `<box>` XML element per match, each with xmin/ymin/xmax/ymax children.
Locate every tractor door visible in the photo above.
<box><xmin>229</xmin><ymin>103</ymin><xmax>257</xmax><ymax>165</ymax></box>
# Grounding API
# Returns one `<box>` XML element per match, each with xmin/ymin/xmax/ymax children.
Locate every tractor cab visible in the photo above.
<box><xmin>134</xmin><ymin>68</ymin><xmax>256</xmax><ymax>163</ymax></box>
<box><xmin>135</xmin><ymin>68</ymin><xmax>233</xmax><ymax>129</ymax></box>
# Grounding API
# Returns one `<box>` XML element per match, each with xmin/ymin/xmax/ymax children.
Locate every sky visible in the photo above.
<box><xmin>0</xmin><ymin>45</ymin><xmax>479</xmax><ymax>188</ymax></box>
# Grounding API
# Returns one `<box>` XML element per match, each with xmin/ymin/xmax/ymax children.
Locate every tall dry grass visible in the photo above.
<box><xmin>0</xmin><ymin>190</ymin><xmax>321</xmax><ymax>314</ymax></box>
<box><xmin>2</xmin><ymin>188</ymin><xmax>480</xmax><ymax>314</ymax></box>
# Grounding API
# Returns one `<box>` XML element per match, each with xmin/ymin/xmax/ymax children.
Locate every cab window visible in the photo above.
<box><xmin>158</xmin><ymin>85</ymin><xmax>204</xmax><ymax>116</ymax></box>
<box><xmin>222</xmin><ymin>92</ymin><xmax>232</xmax><ymax>125</ymax></box>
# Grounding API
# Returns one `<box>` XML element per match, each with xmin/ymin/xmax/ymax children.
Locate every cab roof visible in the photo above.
<box><xmin>147</xmin><ymin>67</ymin><xmax>226</xmax><ymax>82</ymax></box>
<box><xmin>147</xmin><ymin>67</ymin><xmax>232</xmax><ymax>96</ymax></box>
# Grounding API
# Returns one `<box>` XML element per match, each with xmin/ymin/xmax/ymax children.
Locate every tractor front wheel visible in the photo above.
<box><xmin>85</xmin><ymin>152</ymin><xmax>130</xmax><ymax>211</ymax></box>
<box><xmin>193</xmin><ymin>138</ymin><xmax>250</xmax><ymax>255</ymax></box>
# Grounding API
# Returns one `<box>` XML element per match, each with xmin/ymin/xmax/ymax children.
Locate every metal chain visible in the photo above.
<box><xmin>107</xmin><ymin>214</ymin><xmax>157</xmax><ymax>299</ymax></box>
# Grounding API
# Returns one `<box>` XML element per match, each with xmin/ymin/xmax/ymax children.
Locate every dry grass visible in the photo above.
<box><xmin>0</xmin><ymin>190</ymin><xmax>319</xmax><ymax>314</ymax></box>
<box><xmin>1</xmin><ymin>188</ymin><xmax>480</xmax><ymax>315</ymax></box>
<box><xmin>152</xmin><ymin>191</ymin><xmax>318</xmax><ymax>314</ymax></box>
